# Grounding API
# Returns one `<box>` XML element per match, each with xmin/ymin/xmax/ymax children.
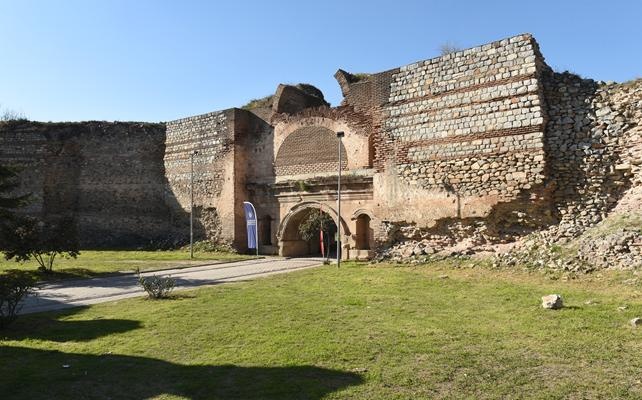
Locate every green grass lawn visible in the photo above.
<box><xmin>1</xmin><ymin>261</ymin><xmax>641</xmax><ymax>399</ymax></box>
<box><xmin>0</xmin><ymin>250</ymin><xmax>254</xmax><ymax>281</ymax></box>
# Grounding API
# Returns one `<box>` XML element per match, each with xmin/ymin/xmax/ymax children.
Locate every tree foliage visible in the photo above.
<box><xmin>0</xmin><ymin>165</ymin><xmax>29</xmax><ymax>220</ymax></box>
<box><xmin>2</xmin><ymin>217</ymin><xmax>79</xmax><ymax>272</ymax></box>
<box><xmin>298</xmin><ymin>212</ymin><xmax>334</xmax><ymax>242</ymax></box>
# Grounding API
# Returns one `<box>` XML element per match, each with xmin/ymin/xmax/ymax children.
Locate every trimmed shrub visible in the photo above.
<box><xmin>136</xmin><ymin>269</ymin><xmax>176</xmax><ymax>299</ymax></box>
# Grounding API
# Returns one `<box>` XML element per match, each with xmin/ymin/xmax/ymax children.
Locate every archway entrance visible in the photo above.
<box><xmin>279</xmin><ymin>207</ymin><xmax>337</xmax><ymax>257</ymax></box>
<box><xmin>278</xmin><ymin>202</ymin><xmax>351</xmax><ymax>258</ymax></box>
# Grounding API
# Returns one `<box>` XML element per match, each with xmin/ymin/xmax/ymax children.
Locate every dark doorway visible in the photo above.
<box><xmin>355</xmin><ymin>214</ymin><xmax>372</xmax><ymax>250</ymax></box>
<box><xmin>260</xmin><ymin>216</ymin><xmax>273</xmax><ymax>245</ymax></box>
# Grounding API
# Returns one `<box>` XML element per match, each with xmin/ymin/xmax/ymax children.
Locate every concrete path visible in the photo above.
<box><xmin>20</xmin><ymin>257</ymin><xmax>324</xmax><ymax>315</ymax></box>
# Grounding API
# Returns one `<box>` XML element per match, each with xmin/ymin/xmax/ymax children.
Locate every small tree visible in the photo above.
<box><xmin>2</xmin><ymin>217</ymin><xmax>79</xmax><ymax>273</ymax></box>
<box><xmin>298</xmin><ymin>212</ymin><xmax>335</xmax><ymax>261</ymax></box>
<box><xmin>298</xmin><ymin>212</ymin><xmax>334</xmax><ymax>242</ymax></box>
<box><xmin>0</xmin><ymin>164</ymin><xmax>30</xmax><ymax>253</ymax></box>
<box><xmin>0</xmin><ymin>270</ymin><xmax>37</xmax><ymax>328</ymax></box>
<box><xmin>439</xmin><ymin>42</ymin><xmax>462</xmax><ymax>56</ymax></box>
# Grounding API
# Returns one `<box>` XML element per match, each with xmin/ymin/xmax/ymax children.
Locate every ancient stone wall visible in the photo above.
<box><xmin>542</xmin><ymin>73</ymin><xmax>641</xmax><ymax>238</ymax></box>
<box><xmin>0</xmin><ymin>121</ymin><xmax>178</xmax><ymax>248</ymax></box>
<box><xmin>2</xmin><ymin>33</ymin><xmax>638</xmax><ymax>262</ymax></box>
<box><xmin>164</xmin><ymin>110</ymin><xmax>235</xmax><ymax>244</ymax></box>
<box><xmin>381</xmin><ymin>73</ymin><xmax>642</xmax><ymax>262</ymax></box>
<box><xmin>380</xmin><ymin>34</ymin><xmax>547</xmax><ymax>199</ymax></box>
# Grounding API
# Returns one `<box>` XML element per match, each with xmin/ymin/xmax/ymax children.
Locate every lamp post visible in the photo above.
<box><xmin>336</xmin><ymin>131</ymin><xmax>344</xmax><ymax>268</ymax></box>
<box><xmin>190</xmin><ymin>150</ymin><xmax>199</xmax><ymax>259</ymax></box>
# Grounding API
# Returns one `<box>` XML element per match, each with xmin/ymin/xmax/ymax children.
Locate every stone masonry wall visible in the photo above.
<box><xmin>381</xmin><ymin>34</ymin><xmax>547</xmax><ymax>199</ymax></box>
<box><xmin>0</xmin><ymin>120</ymin><xmax>178</xmax><ymax>248</ymax></box>
<box><xmin>164</xmin><ymin>110</ymin><xmax>235</xmax><ymax>244</ymax></box>
<box><xmin>542</xmin><ymin>73</ymin><xmax>641</xmax><ymax>238</ymax></box>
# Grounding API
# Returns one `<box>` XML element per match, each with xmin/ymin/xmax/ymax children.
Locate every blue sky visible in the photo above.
<box><xmin>1</xmin><ymin>0</ymin><xmax>640</xmax><ymax>122</ymax></box>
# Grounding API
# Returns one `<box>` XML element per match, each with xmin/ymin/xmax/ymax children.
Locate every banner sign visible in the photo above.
<box><xmin>243</xmin><ymin>201</ymin><xmax>259</xmax><ymax>252</ymax></box>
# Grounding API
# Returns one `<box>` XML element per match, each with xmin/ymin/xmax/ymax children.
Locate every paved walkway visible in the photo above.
<box><xmin>20</xmin><ymin>257</ymin><xmax>324</xmax><ymax>315</ymax></box>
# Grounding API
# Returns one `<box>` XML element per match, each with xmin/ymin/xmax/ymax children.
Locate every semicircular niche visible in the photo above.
<box><xmin>275</xmin><ymin>126</ymin><xmax>347</xmax><ymax>176</ymax></box>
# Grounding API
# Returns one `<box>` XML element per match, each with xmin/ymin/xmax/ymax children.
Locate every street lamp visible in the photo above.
<box><xmin>336</xmin><ymin>131</ymin><xmax>344</xmax><ymax>268</ymax></box>
<box><xmin>190</xmin><ymin>150</ymin><xmax>199</xmax><ymax>259</ymax></box>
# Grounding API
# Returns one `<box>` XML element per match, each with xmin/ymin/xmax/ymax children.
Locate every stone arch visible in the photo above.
<box><xmin>350</xmin><ymin>209</ymin><xmax>376</xmax><ymax>221</ymax></box>
<box><xmin>277</xmin><ymin>201</ymin><xmax>351</xmax><ymax>257</ymax></box>
<box><xmin>274</xmin><ymin>126</ymin><xmax>347</xmax><ymax>176</ymax></box>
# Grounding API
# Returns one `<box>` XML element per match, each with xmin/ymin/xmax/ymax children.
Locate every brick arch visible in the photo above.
<box><xmin>274</xmin><ymin>126</ymin><xmax>347</xmax><ymax>176</ymax></box>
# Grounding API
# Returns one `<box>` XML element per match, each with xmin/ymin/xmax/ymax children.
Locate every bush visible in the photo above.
<box><xmin>0</xmin><ymin>270</ymin><xmax>37</xmax><ymax>328</ymax></box>
<box><xmin>242</xmin><ymin>95</ymin><xmax>273</xmax><ymax>110</ymax></box>
<box><xmin>0</xmin><ymin>106</ymin><xmax>27</xmax><ymax>122</ymax></box>
<box><xmin>136</xmin><ymin>269</ymin><xmax>176</xmax><ymax>299</ymax></box>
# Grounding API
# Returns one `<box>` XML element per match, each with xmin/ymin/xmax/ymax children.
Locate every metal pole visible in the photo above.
<box><xmin>336</xmin><ymin>131</ymin><xmax>344</xmax><ymax>268</ymax></box>
<box><xmin>190</xmin><ymin>150</ymin><xmax>198</xmax><ymax>259</ymax></box>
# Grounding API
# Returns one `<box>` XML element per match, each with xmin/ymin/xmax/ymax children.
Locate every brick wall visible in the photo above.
<box><xmin>274</xmin><ymin>126</ymin><xmax>347</xmax><ymax>176</ymax></box>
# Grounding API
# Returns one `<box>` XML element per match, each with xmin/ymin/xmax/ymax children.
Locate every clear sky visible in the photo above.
<box><xmin>1</xmin><ymin>0</ymin><xmax>640</xmax><ymax>122</ymax></box>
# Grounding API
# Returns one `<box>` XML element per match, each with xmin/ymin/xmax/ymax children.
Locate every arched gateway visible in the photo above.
<box><xmin>277</xmin><ymin>201</ymin><xmax>351</xmax><ymax>257</ymax></box>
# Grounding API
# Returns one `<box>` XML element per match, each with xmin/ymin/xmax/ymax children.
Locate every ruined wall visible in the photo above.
<box><xmin>0</xmin><ymin>121</ymin><xmax>177</xmax><ymax>248</ymax></box>
<box><xmin>358</xmin><ymin>34</ymin><xmax>552</xmax><ymax>257</ymax></box>
<box><xmin>379</xmin><ymin>67</ymin><xmax>642</xmax><ymax>261</ymax></box>
<box><xmin>2</xmin><ymin>33</ymin><xmax>638</xmax><ymax>260</ymax></box>
<box><xmin>380</xmin><ymin>34</ymin><xmax>546</xmax><ymax>198</ymax></box>
<box><xmin>164</xmin><ymin>110</ymin><xmax>234</xmax><ymax>244</ymax></box>
<box><xmin>542</xmin><ymin>73</ymin><xmax>642</xmax><ymax>238</ymax></box>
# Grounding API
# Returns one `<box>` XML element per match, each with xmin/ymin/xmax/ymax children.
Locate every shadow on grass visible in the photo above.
<box><xmin>0</xmin><ymin>346</ymin><xmax>364</xmax><ymax>400</ymax></box>
<box><xmin>2</xmin><ymin>267</ymin><xmax>117</xmax><ymax>283</ymax></box>
<box><xmin>1</xmin><ymin>307</ymin><xmax>142</xmax><ymax>342</ymax></box>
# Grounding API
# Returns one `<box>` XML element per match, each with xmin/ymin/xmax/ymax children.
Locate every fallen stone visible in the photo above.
<box><xmin>541</xmin><ymin>294</ymin><xmax>563</xmax><ymax>309</ymax></box>
<box><xmin>401</xmin><ymin>246</ymin><xmax>415</xmax><ymax>258</ymax></box>
<box><xmin>631</xmin><ymin>317</ymin><xmax>641</xmax><ymax>327</ymax></box>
